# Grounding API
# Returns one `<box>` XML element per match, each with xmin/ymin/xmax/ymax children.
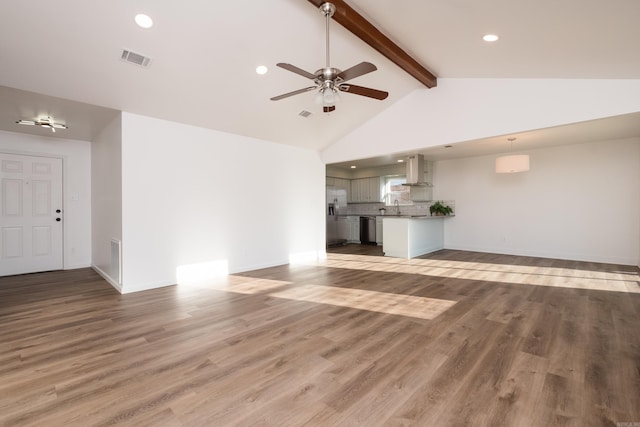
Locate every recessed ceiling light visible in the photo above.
<box><xmin>350</xmin><ymin>165</ymin><xmax>357</xmax><ymax>169</ymax></box>
<box><xmin>397</xmin><ymin>159</ymin><xmax>404</xmax><ymax>163</ymax></box>
<box><xmin>135</xmin><ymin>14</ymin><xmax>153</xmax><ymax>29</ymax></box>
<box><xmin>483</xmin><ymin>34</ymin><xmax>499</xmax><ymax>42</ymax></box>
<box><xmin>256</xmin><ymin>65</ymin><xmax>268</xmax><ymax>75</ymax></box>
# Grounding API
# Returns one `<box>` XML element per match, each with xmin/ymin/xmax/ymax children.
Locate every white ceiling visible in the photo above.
<box><xmin>0</xmin><ymin>0</ymin><xmax>639</xmax><ymax>157</ymax></box>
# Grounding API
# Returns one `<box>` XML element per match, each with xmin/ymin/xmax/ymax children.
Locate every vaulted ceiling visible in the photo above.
<box><xmin>1</xmin><ymin>0</ymin><xmax>639</xmax><ymax>155</ymax></box>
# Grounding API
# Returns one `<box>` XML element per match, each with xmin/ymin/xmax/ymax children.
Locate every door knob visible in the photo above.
<box><xmin>56</xmin><ymin>218</ymin><xmax>61</xmax><ymax>222</ymax></box>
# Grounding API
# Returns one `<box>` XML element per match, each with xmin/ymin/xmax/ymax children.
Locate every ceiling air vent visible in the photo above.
<box><xmin>120</xmin><ymin>49</ymin><xmax>152</xmax><ymax>68</ymax></box>
<box><xmin>298</xmin><ymin>110</ymin><xmax>312</xmax><ymax>118</ymax></box>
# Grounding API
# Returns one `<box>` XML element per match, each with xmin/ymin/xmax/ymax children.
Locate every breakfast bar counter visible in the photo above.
<box><xmin>382</xmin><ymin>215</ymin><xmax>451</xmax><ymax>258</ymax></box>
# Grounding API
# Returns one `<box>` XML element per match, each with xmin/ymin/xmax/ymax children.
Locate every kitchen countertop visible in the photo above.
<box><xmin>336</xmin><ymin>214</ymin><xmax>454</xmax><ymax>218</ymax></box>
<box><xmin>382</xmin><ymin>215</ymin><xmax>455</xmax><ymax>219</ymax></box>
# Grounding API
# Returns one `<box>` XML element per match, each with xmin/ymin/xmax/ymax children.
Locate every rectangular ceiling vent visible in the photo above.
<box><xmin>298</xmin><ymin>110</ymin><xmax>312</xmax><ymax>118</ymax></box>
<box><xmin>120</xmin><ymin>49</ymin><xmax>152</xmax><ymax>68</ymax></box>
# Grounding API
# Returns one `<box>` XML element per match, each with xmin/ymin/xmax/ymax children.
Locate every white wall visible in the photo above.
<box><xmin>91</xmin><ymin>114</ymin><xmax>123</xmax><ymax>289</ymax></box>
<box><xmin>322</xmin><ymin>78</ymin><xmax>640</xmax><ymax>163</ymax></box>
<box><xmin>0</xmin><ymin>130</ymin><xmax>92</xmax><ymax>269</ymax></box>
<box><xmin>434</xmin><ymin>138</ymin><xmax>640</xmax><ymax>265</ymax></box>
<box><xmin>120</xmin><ymin>113</ymin><xmax>325</xmax><ymax>293</ymax></box>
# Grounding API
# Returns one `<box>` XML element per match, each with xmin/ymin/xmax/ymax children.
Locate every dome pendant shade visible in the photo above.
<box><xmin>496</xmin><ymin>154</ymin><xmax>530</xmax><ymax>173</ymax></box>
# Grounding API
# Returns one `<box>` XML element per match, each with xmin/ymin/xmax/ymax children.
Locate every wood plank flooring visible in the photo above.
<box><xmin>1</xmin><ymin>248</ymin><xmax>639</xmax><ymax>426</ymax></box>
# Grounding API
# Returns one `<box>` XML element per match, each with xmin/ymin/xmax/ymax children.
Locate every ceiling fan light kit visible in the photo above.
<box><xmin>16</xmin><ymin>116</ymin><xmax>68</xmax><ymax>133</ymax></box>
<box><xmin>270</xmin><ymin>2</ymin><xmax>388</xmax><ymax>113</ymax></box>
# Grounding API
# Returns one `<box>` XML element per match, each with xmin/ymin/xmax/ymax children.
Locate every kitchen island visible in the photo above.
<box><xmin>382</xmin><ymin>215</ymin><xmax>450</xmax><ymax>258</ymax></box>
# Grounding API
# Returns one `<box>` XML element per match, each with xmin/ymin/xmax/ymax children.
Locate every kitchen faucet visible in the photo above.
<box><xmin>394</xmin><ymin>199</ymin><xmax>400</xmax><ymax>215</ymax></box>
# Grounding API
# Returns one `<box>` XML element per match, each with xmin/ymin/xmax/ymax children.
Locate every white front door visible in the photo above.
<box><xmin>1</xmin><ymin>153</ymin><xmax>63</xmax><ymax>276</ymax></box>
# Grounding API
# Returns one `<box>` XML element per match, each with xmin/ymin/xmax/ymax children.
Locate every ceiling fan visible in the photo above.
<box><xmin>16</xmin><ymin>116</ymin><xmax>68</xmax><ymax>133</ymax></box>
<box><xmin>270</xmin><ymin>2</ymin><xmax>388</xmax><ymax>113</ymax></box>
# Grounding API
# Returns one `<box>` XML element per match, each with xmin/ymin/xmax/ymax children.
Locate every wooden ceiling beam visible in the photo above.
<box><xmin>306</xmin><ymin>0</ymin><xmax>437</xmax><ymax>88</ymax></box>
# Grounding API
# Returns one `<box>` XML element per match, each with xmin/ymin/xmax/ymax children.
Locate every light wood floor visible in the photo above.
<box><xmin>1</xmin><ymin>248</ymin><xmax>639</xmax><ymax>426</ymax></box>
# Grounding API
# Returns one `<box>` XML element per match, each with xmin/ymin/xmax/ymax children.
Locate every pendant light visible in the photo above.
<box><xmin>496</xmin><ymin>137</ymin><xmax>529</xmax><ymax>173</ymax></box>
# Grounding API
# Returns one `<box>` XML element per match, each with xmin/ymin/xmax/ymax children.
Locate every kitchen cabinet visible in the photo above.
<box><xmin>337</xmin><ymin>217</ymin><xmax>349</xmax><ymax>242</ymax></box>
<box><xmin>368</xmin><ymin>177</ymin><xmax>382</xmax><ymax>202</ymax></box>
<box><xmin>346</xmin><ymin>216</ymin><xmax>360</xmax><ymax>243</ymax></box>
<box><xmin>350</xmin><ymin>177</ymin><xmax>381</xmax><ymax>203</ymax></box>
<box><xmin>333</xmin><ymin>177</ymin><xmax>349</xmax><ymax>188</ymax></box>
<box><xmin>376</xmin><ymin>217</ymin><xmax>383</xmax><ymax>245</ymax></box>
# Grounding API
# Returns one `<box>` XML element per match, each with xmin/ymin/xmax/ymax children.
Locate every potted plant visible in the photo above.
<box><xmin>430</xmin><ymin>201</ymin><xmax>453</xmax><ymax>216</ymax></box>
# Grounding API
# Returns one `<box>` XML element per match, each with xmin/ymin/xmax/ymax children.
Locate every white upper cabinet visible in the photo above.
<box><xmin>350</xmin><ymin>177</ymin><xmax>381</xmax><ymax>203</ymax></box>
<box><xmin>327</xmin><ymin>175</ymin><xmax>382</xmax><ymax>203</ymax></box>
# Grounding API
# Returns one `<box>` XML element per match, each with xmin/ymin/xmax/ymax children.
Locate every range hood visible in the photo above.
<box><xmin>403</xmin><ymin>154</ymin><xmax>433</xmax><ymax>186</ymax></box>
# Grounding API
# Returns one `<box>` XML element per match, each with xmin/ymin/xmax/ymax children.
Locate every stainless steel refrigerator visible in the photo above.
<box><xmin>326</xmin><ymin>186</ymin><xmax>347</xmax><ymax>247</ymax></box>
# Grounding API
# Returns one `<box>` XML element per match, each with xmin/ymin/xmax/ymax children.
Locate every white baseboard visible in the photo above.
<box><xmin>64</xmin><ymin>263</ymin><xmax>91</xmax><ymax>270</ymax></box>
<box><xmin>92</xmin><ymin>264</ymin><xmax>123</xmax><ymax>293</ymax></box>
<box><xmin>227</xmin><ymin>258</ymin><xmax>291</xmax><ymax>275</ymax></box>
<box><xmin>444</xmin><ymin>243</ymin><xmax>637</xmax><ymax>266</ymax></box>
<box><xmin>120</xmin><ymin>280</ymin><xmax>176</xmax><ymax>294</ymax></box>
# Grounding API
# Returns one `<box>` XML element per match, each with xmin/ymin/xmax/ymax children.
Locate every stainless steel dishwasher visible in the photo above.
<box><xmin>359</xmin><ymin>216</ymin><xmax>376</xmax><ymax>245</ymax></box>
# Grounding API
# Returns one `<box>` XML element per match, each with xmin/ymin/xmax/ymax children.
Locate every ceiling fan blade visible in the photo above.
<box><xmin>336</xmin><ymin>62</ymin><xmax>377</xmax><ymax>83</ymax></box>
<box><xmin>338</xmin><ymin>84</ymin><xmax>388</xmax><ymax>100</ymax></box>
<box><xmin>270</xmin><ymin>86</ymin><xmax>317</xmax><ymax>101</ymax></box>
<box><xmin>276</xmin><ymin>63</ymin><xmax>317</xmax><ymax>80</ymax></box>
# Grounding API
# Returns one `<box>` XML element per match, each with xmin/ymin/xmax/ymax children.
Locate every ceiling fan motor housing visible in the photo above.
<box><xmin>315</xmin><ymin>67</ymin><xmax>342</xmax><ymax>84</ymax></box>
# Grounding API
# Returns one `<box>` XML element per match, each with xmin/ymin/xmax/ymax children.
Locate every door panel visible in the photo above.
<box><xmin>1</xmin><ymin>153</ymin><xmax>63</xmax><ymax>276</ymax></box>
<box><xmin>33</xmin><ymin>180</ymin><xmax>51</xmax><ymax>215</ymax></box>
<box><xmin>2</xmin><ymin>227</ymin><xmax>23</xmax><ymax>257</ymax></box>
<box><xmin>2</xmin><ymin>179</ymin><xmax>23</xmax><ymax>215</ymax></box>
<box><xmin>32</xmin><ymin>226</ymin><xmax>52</xmax><ymax>256</ymax></box>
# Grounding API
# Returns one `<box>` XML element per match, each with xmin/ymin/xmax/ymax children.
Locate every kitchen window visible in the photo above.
<box><xmin>383</xmin><ymin>176</ymin><xmax>412</xmax><ymax>206</ymax></box>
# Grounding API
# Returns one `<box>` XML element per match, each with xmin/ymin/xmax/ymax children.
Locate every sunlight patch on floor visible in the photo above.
<box><xmin>179</xmin><ymin>274</ymin><xmax>290</xmax><ymax>292</ymax></box>
<box><xmin>315</xmin><ymin>254</ymin><xmax>640</xmax><ymax>293</ymax></box>
<box><xmin>207</xmin><ymin>275</ymin><xmax>455</xmax><ymax>320</ymax></box>
<box><xmin>215</xmin><ymin>277</ymin><xmax>292</xmax><ymax>294</ymax></box>
<box><xmin>269</xmin><ymin>284</ymin><xmax>456</xmax><ymax>320</ymax></box>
